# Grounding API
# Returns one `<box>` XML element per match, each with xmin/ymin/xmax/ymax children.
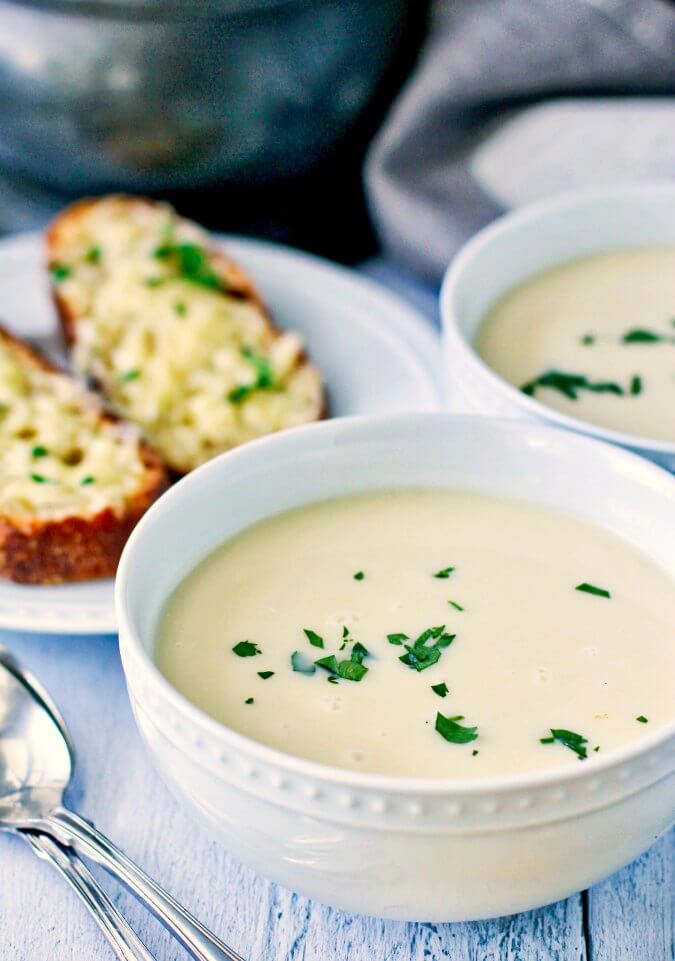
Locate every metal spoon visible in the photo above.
<box><xmin>0</xmin><ymin>647</ymin><xmax>244</xmax><ymax>961</ymax></box>
<box><xmin>25</xmin><ymin>831</ymin><xmax>156</xmax><ymax>961</ymax></box>
<box><xmin>3</xmin><ymin>657</ymin><xmax>153</xmax><ymax>960</ymax></box>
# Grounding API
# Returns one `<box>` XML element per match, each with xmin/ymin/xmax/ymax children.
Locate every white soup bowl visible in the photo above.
<box><xmin>116</xmin><ymin>414</ymin><xmax>675</xmax><ymax>921</ymax></box>
<box><xmin>440</xmin><ymin>182</ymin><xmax>675</xmax><ymax>471</ymax></box>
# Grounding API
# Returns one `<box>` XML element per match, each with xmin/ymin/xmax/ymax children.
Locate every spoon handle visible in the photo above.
<box><xmin>45</xmin><ymin>808</ymin><xmax>245</xmax><ymax>961</ymax></box>
<box><xmin>24</xmin><ymin>832</ymin><xmax>156</xmax><ymax>961</ymax></box>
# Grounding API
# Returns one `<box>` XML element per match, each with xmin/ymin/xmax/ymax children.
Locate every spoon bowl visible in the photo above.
<box><xmin>0</xmin><ymin>647</ymin><xmax>72</xmax><ymax>826</ymax></box>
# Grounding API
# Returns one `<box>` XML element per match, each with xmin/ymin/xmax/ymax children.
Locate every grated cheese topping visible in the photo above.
<box><xmin>0</xmin><ymin>341</ymin><xmax>152</xmax><ymax>521</ymax></box>
<box><xmin>52</xmin><ymin>199</ymin><xmax>323</xmax><ymax>472</ymax></box>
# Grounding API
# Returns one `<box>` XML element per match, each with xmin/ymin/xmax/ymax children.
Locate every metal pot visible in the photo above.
<box><xmin>0</xmin><ymin>0</ymin><xmax>409</xmax><ymax>193</ymax></box>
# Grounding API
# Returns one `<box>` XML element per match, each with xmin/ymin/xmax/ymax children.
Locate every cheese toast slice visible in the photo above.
<box><xmin>48</xmin><ymin>196</ymin><xmax>325</xmax><ymax>474</ymax></box>
<box><xmin>0</xmin><ymin>326</ymin><xmax>167</xmax><ymax>584</ymax></box>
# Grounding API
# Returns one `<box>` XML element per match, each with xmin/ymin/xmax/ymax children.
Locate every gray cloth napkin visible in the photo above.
<box><xmin>365</xmin><ymin>0</ymin><xmax>675</xmax><ymax>284</ymax></box>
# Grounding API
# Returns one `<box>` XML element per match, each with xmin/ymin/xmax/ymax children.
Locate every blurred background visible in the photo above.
<box><xmin>0</xmin><ymin>0</ymin><xmax>430</xmax><ymax>261</ymax></box>
<box><xmin>0</xmin><ymin>0</ymin><xmax>673</xmax><ymax>273</ymax></box>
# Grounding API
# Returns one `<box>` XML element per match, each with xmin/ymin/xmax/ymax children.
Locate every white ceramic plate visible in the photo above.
<box><xmin>0</xmin><ymin>232</ymin><xmax>442</xmax><ymax>635</ymax></box>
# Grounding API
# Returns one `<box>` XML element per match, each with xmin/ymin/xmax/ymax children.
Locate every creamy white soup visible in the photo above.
<box><xmin>476</xmin><ymin>247</ymin><xmax>675</xmax><ymax>442</ymax></box>
<box><xmin>156</xmin><ymin>490</ymin><xmax>674</xmax><ymax>779</ymax></box>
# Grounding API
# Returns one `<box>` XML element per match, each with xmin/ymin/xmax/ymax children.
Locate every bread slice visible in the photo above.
<box><xmin>0</xmin><ymin>326</ymin><xmax>168</xmax><ymax>584</ymax></box>
<box><xmin>47</xmin><ymin>196</ymin><xmax>325</xmax><ymax>474</ymax></box>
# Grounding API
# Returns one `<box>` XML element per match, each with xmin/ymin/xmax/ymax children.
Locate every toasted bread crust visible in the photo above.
<box><xmin>47</xmin><ymin>196</ymin><xmax>326</xmax><ymax>474</ymax></box>
<box><xmin>0</xmin><ymin>325</ymin><xmax>168</xmax><ymax>584</ymax></box>
<box><xmin>0</xmin><ymin>496</ymin><xmax>161</xmax><ymax>585</ymax></box>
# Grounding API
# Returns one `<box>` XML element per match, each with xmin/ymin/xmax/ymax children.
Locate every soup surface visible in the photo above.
<box><xmin>476</xmin><ymin>247</ymin><xmax>675</xmax><ymax>442</ymax></box>
<box><xmin>156</xmin><ymin>490</ymin><xmax>674</xmax><ymax>778</ymax></box>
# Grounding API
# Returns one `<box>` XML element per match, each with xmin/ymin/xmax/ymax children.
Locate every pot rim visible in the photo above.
<box><xmin>3</xmin><ymin>0</ymin><xmax>303</xmax><ymax>19</ymax></box>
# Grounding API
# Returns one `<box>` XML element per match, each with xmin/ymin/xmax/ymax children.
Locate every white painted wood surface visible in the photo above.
<box><xmin>587</xmin><ymin>830</ymin><xmax>673</xmax><ymax>961</ymax></box>
<box><xmin>1</xmin><ymin>269</ymin><xmax>672</xmax><ymax>960</ymax></box>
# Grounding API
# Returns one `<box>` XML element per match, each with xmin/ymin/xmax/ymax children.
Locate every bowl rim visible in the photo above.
<box><xmin>440</xmin><ymin>180</ymin><xmax>675</xmax><ymax>456</ymax></box>
<box><xmin>116</xmin><ymin>412</ymin><xmax>675</xmax><ymax>798</ymax></box>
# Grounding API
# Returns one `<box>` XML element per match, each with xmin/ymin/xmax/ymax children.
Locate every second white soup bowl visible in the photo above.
<box><xmin>440</xmin><ymin>182</ymin><xmax>675</xmax><ymax>471</ymax></box>
<box><xmin>116</xmin><ymin>414</ymin><xmax>675</xmax><ymax>922</ymax></box>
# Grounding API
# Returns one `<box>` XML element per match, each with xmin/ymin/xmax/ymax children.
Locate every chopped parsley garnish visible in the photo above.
<box><xmin>593</xmin><ymin>745</ymin><xmax>600</xmax><ymax>752</ymax></box>
<box><xmin>153</xmin><ymin>241</ymin><xmax>222</xmax><ymax>291</ymax></box>
<box><xmin>257</xmin><ymin>671</ymin><xmax>274</xmax><ymax>680</ymax></box>
<box><xmin>433</xmin><ymin>567</ymin><xmax>455</xmax><ymax>579</ymax></box>
<box><xmin>30</xmin><ymin>473</ymin><xmax>53</xmax><ymax>484</ymax></box>
<box><xmin>232</xmin><ymin>641</ymin><xmax>260</xmax><ymax>657</ymax></box>
<box><xmin>575</xmin><ymin>582</ymin><xmax>611</xmax><ymax>599</ymax></box>
<box><xmin>540</xmin><ymin>728</ymin><xmax>588</xmax><ymax>760</ymax></box>
<box><xmin>31</xmin><ymin>445</ymin><xmax>48</xmax><ymax>459</ymax></box>
<box><xmin>119</xmin><ymin>368</ymin><xmax>140</xmax><ymax>383</ymax></box>
<box><xmin>144</xmin><ymin>277</ymin><xmax>164</xmax><ymax>288</ymax></box>
<box><xmin>630</xmin><ymin>375</ymin><xmax>642</xmax><ymax>396</ymax></box>
<box><xmin>447</xmin><ymin>600</ymin><xmax>464</xmax><ymax>612</ymax></box>
<box><xmin>435</xmin><ymin>713</ymin><xmax>478</xmax><ymax>744</ymax></box>
<box><xmin>241</xmin><ymin>346</ymin><xmax>274</xmax><ymax>386</ymax></box>
<box><xmin>338</xmin><ymin>625</ymin><xmax>353</xmax><ymax>651</ymax></box>
<box><xmin>399</xmin><ymin>625</ymin><xmax>455</xmax><ymax>672</ymax></box>
<box><xmin>403</xmin><ymin>646</ymin><xmax>442</xmax><ymax>670</ymax></box>
<box><xmin>636</xmin><ymin>715</ymin><xmax>649</xmax><ymax>724</ymax></box>
<box><xmin>413</xmin><ymin>625</ymin><xmax>454</xmax><ymax>647</ymax></box>
<box><xmin>290</xmin><ymin>651</ymin><xmax>316</xmax><ymax>675</ymax></box>
<box><xmin>387</xmin><ymin>633</ymin><xmax>408</xmax><ymax>646</ymax></box>
<box><xmin>244</xmin><ymin>697</ymin><xmax>254</xmax><ymax>705</ymax></box>
<box><xmin>314</xmin><ymin>654</ymin><xmax>339</xmax><ymax>675</ymax></box>
<box><xmin>581</xmin><ymin>334</ymin><xmax>595</xmax><ymax>346</ymax></box>
<box><xmin>472</xmin><ymin>749</ymin><xmax>479</xmax><ymax>756</ymax></box>
<box><xmin>622</xmin><ymin>328</ymin><xmax>665</xmax><ymax>343</ymax></box>
<box><xmin>431</xmin><ymin>681</ymin><xmax>449</xmax><ymax>698</ymax></box>
<box><xmin>353</xmin><ymin>571</ymin><xmax>365</xmax><ymax>581</ymax></box>
<box><xmin>173</xmin><ymin>302</ymin><xmax>187</xmax><ymax>316</ymax></box>
<box><xmin>85</xmin><ymin>245</ymin><xmax>102</xmax><ymax>264</ymax></box>
<box><xmin>315</xmin><ymin>642</ymin><xmax>370</xmax><ymax>682</ymax></box>
<box><xmin>336</xmin><ymin>660</ymin><xmax>369</xmax><ymax>681</ymax></box>
<box><xmin>303</xmin><ymin>629</ymin><xmax>324</xmax><ymax>649</ymax></box>
<box><xmin>51</xmin><ymin>264</ymin><xmax>71</xmax><ymax>282</ymax></box>
<box><xmin>521</xmin><ymin>369</ymin><xmax>624</xmax><ymax>400</ymax></box>
<box><xmin>228</xmin><ymin>346</ymin><xmax>277</xmax><ymax>404</ymax></box>
<box><xmin>80</xmin><ymin>475</ymin><xmax>95</xmax><ymax>486</ymax></box>
<box><xmin>228</xmin><ymin>384</ymin><xmax>252</xmax><ymax>404</ymax></box>
<box><xmin>351</xmin><ymin>641</ymin><xmax>369</xmax><ymax>664</ymax></box>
